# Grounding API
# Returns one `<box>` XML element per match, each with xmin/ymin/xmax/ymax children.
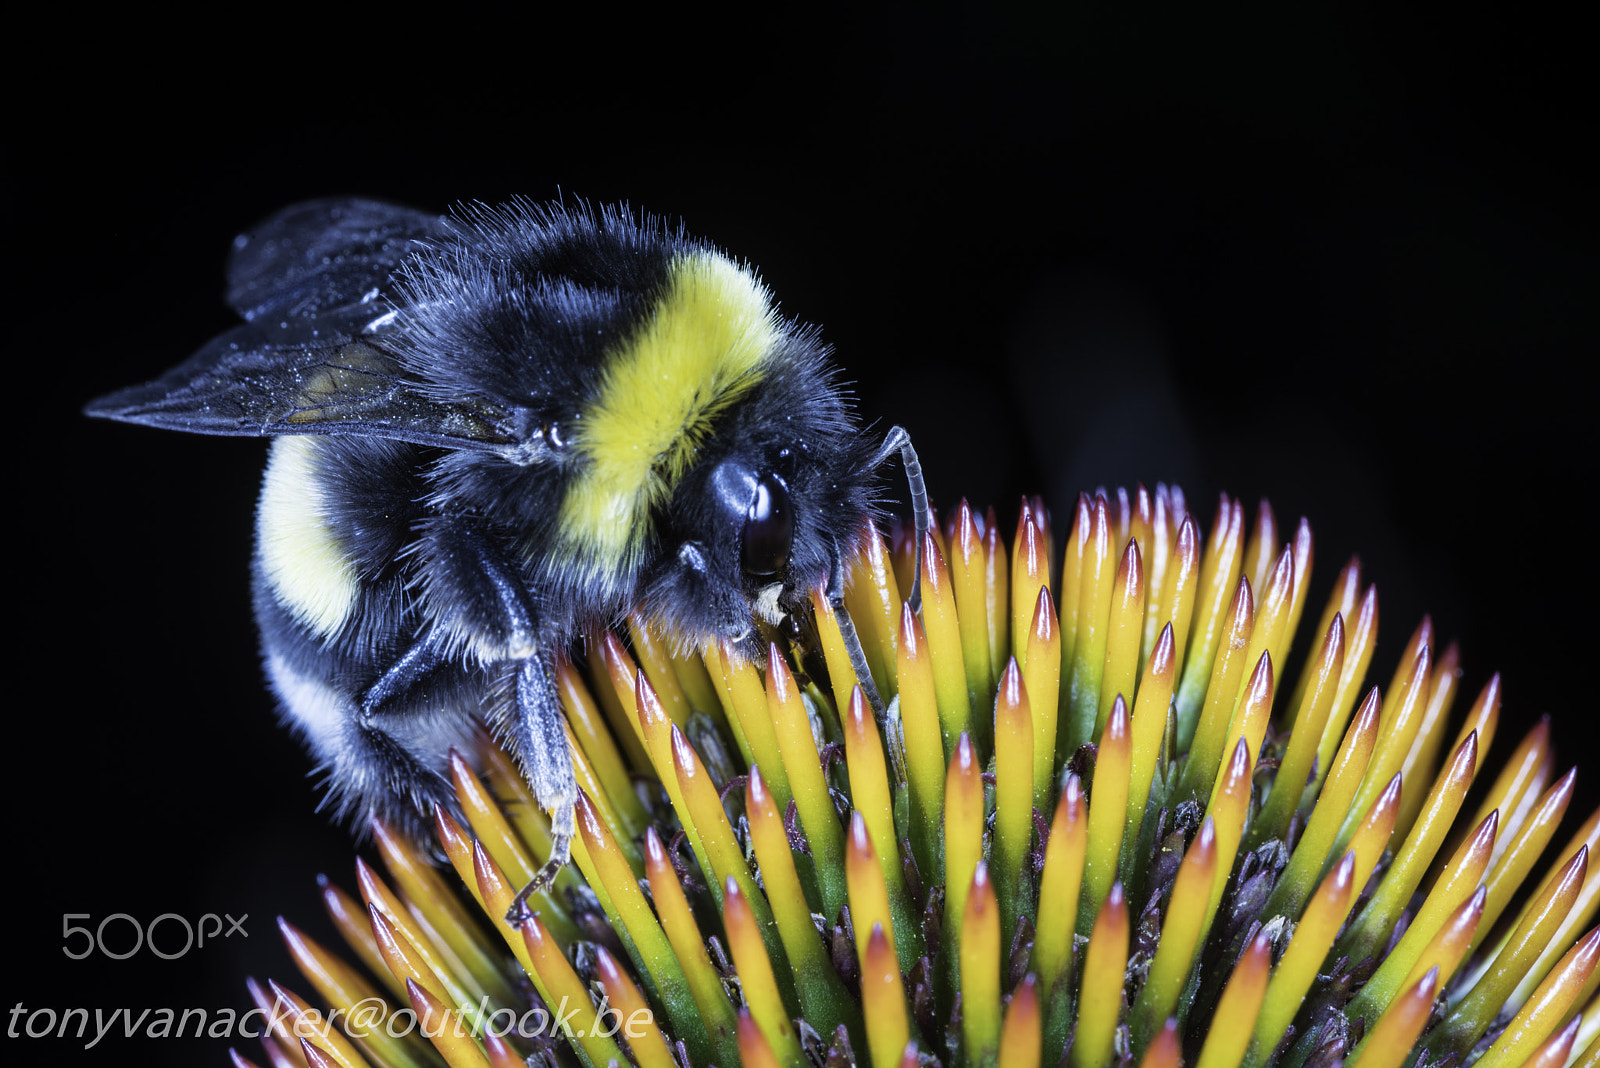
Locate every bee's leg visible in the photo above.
<box><xmin>346</xmin><ymin>719</ymin><xmax>460</xmax><ymax>826</ymax></box>
<box><xmin>870</xmin><ymin>426</ymin><xmax>929</xmax><ymax>613</ymax></box>
<box><xmin>831</xmin><ymin>547</ymin><xmax>910</xmax><ymax>791</ymax></box>
<box><xmin>361</xmin><ymin>626</ymin><xmax>449</xmax><ymax>715</ymax></box>
<box><xmin>414</xmin><ymin>519</ymin><xmax>541</xmax><ymax>662</ymax></box>
<box><xmin>463</xmin><ymin>536</ymin><xmax>539</xmax><ymax>661</ymax></box>
<box><xmin>456</xmin><ymin>554</ymin><xmax>575</xmax><ymax>922</ymax></box>
<box><xmin>364</xmin><ymin>514</ymin><xmax>541</xmax><ymax>715</ymax></box>
<box><xmin>411</xmin><ymin>519</ymin><xmax>575</xmax><ymax>921</ymax></box>
<box><xmin>256</xmin><ymin>569</ymin><xmax>468</xmax><ymax>843</ymax></box>
<box><xmin>504</xmin><ymin>653</ymin><xmax>576</xmax><ymax>926</ymax></box>
<box><xmin>830</xmin><ymin>547</ymin><xmax>888</xmax><ymax>717</ymax></box>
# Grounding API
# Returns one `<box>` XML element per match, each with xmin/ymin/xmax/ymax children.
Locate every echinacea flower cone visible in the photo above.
<box><xmin>237</xmin><ymin>488</ymin><xmax>1600</xmax><ymax>1068</ymax></box>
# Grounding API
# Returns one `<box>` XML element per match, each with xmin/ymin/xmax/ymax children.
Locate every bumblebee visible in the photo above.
<box><xmin>87</xmin><ymin>197</ymin><xmax>925</xmax><ymax>913</ymax></box>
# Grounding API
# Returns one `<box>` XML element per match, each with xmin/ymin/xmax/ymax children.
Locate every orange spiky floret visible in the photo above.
<box><xmin>245</xmin><ymin>486</ymin><xmax>1599</xmax><ymax>1068</ymax></box>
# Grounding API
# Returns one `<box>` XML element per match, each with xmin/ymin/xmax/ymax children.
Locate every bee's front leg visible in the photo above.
<box><xmin>829</xmin><ymin>545</ymin><xmax>887</xmax><ymax>716</ymax></box>
<box><xmin>869</xmin><ymin>426</ymin><xmax>928</xmax><ymax>612</ymax></box>
<box><xmin>503</xmin><ymin>655</ymin><xmax>576</xmax><ymax>926</ymax></box>
<box><xmin>828</xmin><ymin>542</ymin><xmax>910</xmax><ymax>793</ymax></box>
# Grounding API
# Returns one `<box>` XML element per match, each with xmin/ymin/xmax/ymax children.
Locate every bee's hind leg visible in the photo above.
<box><xmin>361</xmin><ymin>626</ymin><xmax>450</xmax><ymax>714</ymax></box>
<box><xmin>503</xmin><ymin>653</ymin><xmax>576</xmax><ymax>926</ymax></box>
<box><xmin>261</xmin><ymin>644</ymin><xmax>462</xmax><ymax>846</ymax></box>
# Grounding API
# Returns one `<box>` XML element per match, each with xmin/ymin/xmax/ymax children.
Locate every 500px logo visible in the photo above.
<box><xmin>62</xmin><ymin>913</ymin><xmax>247</xmax><ymax>960</ymax></box>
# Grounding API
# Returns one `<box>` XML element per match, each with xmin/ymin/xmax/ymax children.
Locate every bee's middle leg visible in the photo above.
<box><xmin>503</xmin><ymin>654</ymin><xmax>576</xmax><ymax>926</ymax></box>
<box><xmin>411</xmin><ymin>519</ymin><xmax>576</xmax><ymax>925</ymax></box>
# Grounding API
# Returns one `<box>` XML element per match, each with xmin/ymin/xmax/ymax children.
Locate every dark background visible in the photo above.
<box><xmin>11</xmin><ymin>6</ymin><xmax>1595</xmax><ymax>1065</ymax></box>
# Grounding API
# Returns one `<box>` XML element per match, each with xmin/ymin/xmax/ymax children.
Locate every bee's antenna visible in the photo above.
<box><xmin>872</xmin><ymin>426</ymin><xmax>928</xmax><ymax>613</ymax></box>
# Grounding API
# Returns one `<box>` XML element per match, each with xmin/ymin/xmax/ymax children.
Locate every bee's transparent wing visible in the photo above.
<box><xmin>86</xmin><ymin>199</ymin><xmax>548</xmax><ymax>456</ymax></box>
<box><xmin>225</xmin><ymin>197</ymin><xmax>447</xmax><ymax>325</ymax></box>
<box><xmin>84</xmin><ymin>327</ymin><xmax>519</xmax><ymax>453</ymax></box>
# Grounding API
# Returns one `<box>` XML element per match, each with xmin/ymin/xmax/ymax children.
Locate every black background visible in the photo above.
<box><xmin>10</xmin><ymin>6</ymin><xmax>1596</xmax><ymax>1065</ymax></box>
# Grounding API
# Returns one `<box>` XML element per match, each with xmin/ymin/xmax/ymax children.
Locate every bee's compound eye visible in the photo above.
<box><xmin>742</xmin><ymin>474</ymin><xmax>792</xmax><ymax>577</ymax></box>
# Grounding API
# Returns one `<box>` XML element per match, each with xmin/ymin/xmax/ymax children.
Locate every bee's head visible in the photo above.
<box><xmin>641</xmin><ymin>420</ymin><xmax>876</xmax><ymax>658</ymax></box>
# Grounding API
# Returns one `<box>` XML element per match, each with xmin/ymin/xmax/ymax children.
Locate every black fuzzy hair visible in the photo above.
<box><xmin>393</xmin><ymin>200</ymin><xmax>683</xmax><ymax>407</ymax></box>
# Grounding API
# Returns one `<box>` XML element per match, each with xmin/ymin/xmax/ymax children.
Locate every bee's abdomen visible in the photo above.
<box><xmin>256</xmin><ymin>435</ymin><xmax>430</xmax><ymax>643</ymax></box>
<box><xmin>251</xmin><ymin>467</ymin><xmax>486</xmax><ymax>837</ymax></box>
<box><xmin>256</xmin><ymin>436</ymin><xmax>362</xmax><ymax>639</ymax></box>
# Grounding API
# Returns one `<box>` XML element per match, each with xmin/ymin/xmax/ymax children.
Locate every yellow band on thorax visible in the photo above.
<box><xmin>558</xmin><ymin>250</ymin><xmax>779</xmax><ymax>579</ymax></box>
